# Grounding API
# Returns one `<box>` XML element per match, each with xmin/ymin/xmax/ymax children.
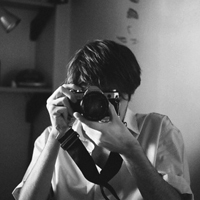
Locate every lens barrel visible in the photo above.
<box><xmin>80</xmin><ymin>91</ymin><xmax>109</xmax><ymax>121</ymax></box>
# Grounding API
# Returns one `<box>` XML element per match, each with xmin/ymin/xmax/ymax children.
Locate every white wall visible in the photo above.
<box><xmin>53</xmin><ymin>4</ymin><xmax>71</xmax><ymax>89</ymax></box>
<box><xmin>69</xmin><ymin>0</ymin><xmax>200</xmax><ymax>199</ymax></box>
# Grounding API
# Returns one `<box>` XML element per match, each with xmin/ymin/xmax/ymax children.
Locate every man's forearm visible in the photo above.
<box><xmin>19</xmin><ymin>134</ymin><xmax>60</xmax><ymax>200</ymax></box>
<box><xmin>121</xmin><ymin>144</ymin><xmax>182</xmax><ymax>200</ymax></box>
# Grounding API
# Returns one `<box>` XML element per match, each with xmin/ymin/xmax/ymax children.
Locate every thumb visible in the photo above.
<box><xmin>109</xmin><ymin>102</ymin><xmax>119</xmax><ymax>117</ymax></box>
<box><xmin>73</xmin><ymin>112</ymin><xmax>84</xmax><ymax>122</ymax></box>
<box><xmin>73</xmin><ymin>112</ymin><xmax>101</xmax><ymax>130</ymax></box>
<box><xmin>73</xmin><ymin>112</ymin><xmax>92</xmax><ymax>126</ymax></box>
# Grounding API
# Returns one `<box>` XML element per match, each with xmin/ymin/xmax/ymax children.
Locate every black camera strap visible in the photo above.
<box><xmin>58</xmin><ymin>128</ymin><xmax>122</xmax><ymax>200</ymax></box>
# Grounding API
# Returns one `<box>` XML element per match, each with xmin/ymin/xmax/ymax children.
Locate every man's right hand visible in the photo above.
<box><xmin>46</xmin><ymin>84</ymin><xmax>81</xmax><ymax>140</ymax></box>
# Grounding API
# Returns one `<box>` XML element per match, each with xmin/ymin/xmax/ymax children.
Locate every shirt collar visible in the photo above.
<box><xmin>123</xmin><ymin>107</ymin><xmax>140</xmax><ymax>135</ymax></box>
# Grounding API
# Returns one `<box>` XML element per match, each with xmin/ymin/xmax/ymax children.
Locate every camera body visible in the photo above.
<box><xmin>70</xmin><ymin>86</ymin><xmax>120</xmax><ymax>121</ymax></box>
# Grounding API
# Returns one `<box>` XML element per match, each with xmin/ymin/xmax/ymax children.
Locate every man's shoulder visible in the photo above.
<box><xmin>135</xmin><ymin>112</ymin><xmax>168</xmax><ymax>124</ymax></box>
<box><xmin>135</xmin><ymin>112</ymin><xmax>178</xmax><ymax>134</ymax></box>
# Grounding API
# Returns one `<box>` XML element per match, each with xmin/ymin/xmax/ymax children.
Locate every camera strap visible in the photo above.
<box><xmin>58</xmin><ymin>128</ymin><xmax>122</xmax><ymax>200</ymax></box>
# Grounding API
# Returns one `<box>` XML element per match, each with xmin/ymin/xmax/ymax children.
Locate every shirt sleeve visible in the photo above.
<box><xmin>155</xmin><ymin>116</ymin><xmax>194</xmax><ymax>200</ymax></box>
<box><xmin>12</xmin><ymin>127</ymin><xmax>51</xmax><ymax>200</ymax></box>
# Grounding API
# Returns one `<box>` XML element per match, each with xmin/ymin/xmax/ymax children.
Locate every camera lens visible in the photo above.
<box><xmin>80</xmin><ymin>91</ymin><xmax>109</xmax><ymax>121</ymax></box>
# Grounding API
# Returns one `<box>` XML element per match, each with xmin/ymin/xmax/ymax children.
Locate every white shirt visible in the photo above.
<box><xmin>12</xmin><ymin>108</ymin><xmax>194</xmax><ymax>200</ymax></box>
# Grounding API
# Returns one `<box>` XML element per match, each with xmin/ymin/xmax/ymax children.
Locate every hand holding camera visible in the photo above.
<box><xmin>46</xmin><ymin>84</ymin><xmax>120</xmax><ymax>139</ymax></box>
<box><xmin>46</xmin><ymin>84</ymin><xmax>81</xmax><ymax>139</ymax></box>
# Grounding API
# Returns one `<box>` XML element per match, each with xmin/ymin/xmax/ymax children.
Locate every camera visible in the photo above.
<box><xmin>70</xmin><ymin>86</ymin><xmax>120</xmax><ymax>121</ymax></box>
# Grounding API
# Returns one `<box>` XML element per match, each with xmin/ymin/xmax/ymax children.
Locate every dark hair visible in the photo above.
<box><xmin>66</xmin><ymin>39</ymin><xmax>141</xmax><ymax>100</ymax></box>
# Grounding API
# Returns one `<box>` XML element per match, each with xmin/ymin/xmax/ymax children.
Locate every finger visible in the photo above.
<box><xmin>60</xmin><ymin>85</ymin><xmax>76</xmax><ymax>103</ymax></box>
<box><xmin>47</xmin><ymin>86</ymin><xmax>65</xmax><ymax>103</ymax></box>
<box><xmin>48</xmin><ymin>96</ymin><xmax>72</xmax><ymax>112</ymax></box>
<box><xmin>49</xmin><ymin>102</ymin><xmax>75</xmax><ymax>124</ymax></box>
<box><xmin>47</xmin><ymin>98</ymin><xmax>75</xmax><ymax>127</ymax></box>
<box><xmin>63</xmin><ymin>99</ymin><xmax>74</xmax><ymax>115</ymax></box>
<box><xmin>73</xmin><ymin>112</ymin><xmax>88</xmax><ymax>124</ymax></box>
<box><xmin>73</xmin><ymin>113</ymin><xmax>94</xmax><ymax>125</ymax></box>
<box><xmin>73</xmin><ymin>112</ymin><xmax>104</xmax><ymax>134</ymax></box>
<box><xmin>50</xmin><ymin>107</ymin><xmax>68</xmax><ymax>126</ymax></box>
<box><xmin>62</xmin><ymin>84</ymin><xmax>82</xmax><ymax>103</ymax></box>
<box><xmin>108</xmin><ymin>102</ymin><xmax>118</xmax><ymax>119</ymax></box>
<box><xmin>47</xmin><ymin>84</ymin><xmax>77</xmax><ymax>104</ymax></box>
<box><xmin>47</xmin><ymin>96</ymin><xmax>67</xmax><ymax>106</ymax></box>
<box><xmin>51</xmin><ymin>106</ymin><xmax>68</xmax><ymax>117</ymax></box>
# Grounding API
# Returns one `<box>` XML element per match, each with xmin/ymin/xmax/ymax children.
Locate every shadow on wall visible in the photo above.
<box><xmin>190</xmin><ymin>157</ymin><xmax>200</xmax><ymax>200</ymax></box>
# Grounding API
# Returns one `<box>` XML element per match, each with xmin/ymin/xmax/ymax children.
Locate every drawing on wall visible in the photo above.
<box><xmin>130</xmin><ymin>0</ymin><xmax>139</xmax><ymax>3</ymax></box>
<box><xmin>116</xmin><ymin>36</ymin><xmax>127</xmax><ymax>44</ymax></box>
<box><xmin>116</xmin><ymin>0</ymin><xmax>139</xmax><ymax>45</ymax></box>
<box><xmin>127</xmin><ymin>8</ymin><xmax>139</xmax><ymax>19</ymax></box>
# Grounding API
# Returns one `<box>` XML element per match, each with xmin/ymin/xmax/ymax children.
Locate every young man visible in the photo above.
<box><xmin>13</xmin><ymin>40</ymin><xmax>193</xmax><ymax>200</ymax></box>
